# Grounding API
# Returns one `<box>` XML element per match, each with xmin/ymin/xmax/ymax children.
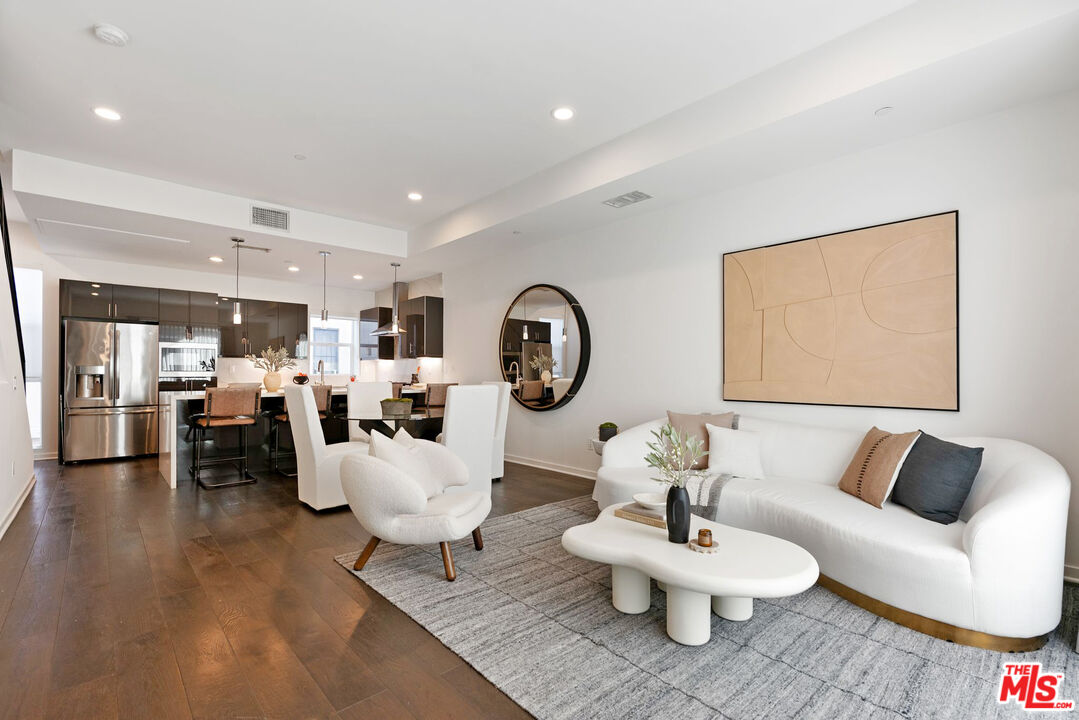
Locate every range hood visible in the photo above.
<box><xmin>372</xmin><ymin>281</ymin><xmax>409</xmax><ymax>336</ymax></box>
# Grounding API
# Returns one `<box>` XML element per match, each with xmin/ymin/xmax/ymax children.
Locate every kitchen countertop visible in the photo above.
<box><xmin>159</xmin><ymin>385</ymin><xmax>349</xmax><ymax>401</ymax></box>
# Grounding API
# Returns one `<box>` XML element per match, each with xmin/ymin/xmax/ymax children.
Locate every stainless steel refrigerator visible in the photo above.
<box><xmin>61</xmin><ymin>319</ymin><xmax>159</xmax><ymax>462</ymax></box>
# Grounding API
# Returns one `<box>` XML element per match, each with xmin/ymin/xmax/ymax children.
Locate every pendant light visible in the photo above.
<box><xmin>561</xmin><ymin>301</ymin><xmax>569</xmax><ymax>343</ymax></box>
<box><xmin>232</xmin><ymin>239</ymin><xmax>243</xmax><ymax>324</ymax></box>
<box><xmin>319</xmin><ymin>251</ymin><xmax>330</xmax><ymax>328</ymax></box>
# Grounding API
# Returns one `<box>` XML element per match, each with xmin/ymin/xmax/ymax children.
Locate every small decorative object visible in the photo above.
<box><xmin>698</xmin><ymin>529</ymin><xmax>713</xmax><ymax>548</ymax></box>
<box><xmin>350</xmin><ymin>375</ymin><xmax>356</xmax><ymax>382</ymax></box>
<box><xmin>412</xmin><ymin>367</ymin><xmax>420</xmax><ymax>385</ymax></box>
<box><xmin>688</xmin><ymin>538</ymin><xmax>720</xmax><ymax>555</ymax></box>
<box><xmin>246</xmin><ymin>346</ymin><xmax>296</xmax><ymax>393</ymax></box>
<box><xmin>381</xmin><ymin>397</ymin><xmax>413</xmax><ymax>418</ymax></box>
<box><xmin>632</xmin><ymin>491</ymin><xmax>666</xmax><ymax>512</ymax></box>
<box><xmin>599</xmin><ymin>421</ymin><xmax>618</xmax><ymax>442</ymax></box>
<box><xmin>292</xmin><ymin>372</ymin><xmax>309</xmax><ymax>385</ymax></box>
<box><xmin>529</xmin><ymin>353</ymin><xmax>557</xmax><ymax>384</ymax></box>
<box><xmin>644</xmin><ymin>423</ymin><xmax>708</xmax><ymax>544</ymax></box>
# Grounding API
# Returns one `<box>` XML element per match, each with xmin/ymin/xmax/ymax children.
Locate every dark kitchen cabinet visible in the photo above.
<box><xmin>278</xmin><ymin>303</ymin><xmax>309</xmax><ymax>359</ymax></box>
<box><xmin>400</xmin><ymin>296</ymin><xmax>443</xmax><ymax>358</ymax></box>
<box><xmin>189</xmin><ymin>292</ymin><xmax>221</xmax><ymax>325</ymax></box>
<box><xmin>158</xmin><ymin>289</ymin><xmax>190</xmax><ymax>324</ymax></box>
<box><xmin>360</xmin><ymin>307</ymin><xmax>394</xmax><ymax>360</ymax></box>
<box><xmin>112</xmin><ymin>284</ymin><xmax>159</xmax><ymax>322</ymax></box>
<box><xmin>60</xmin><ymin>280</ymin><xmax>112</xmax><ymax>319</ymax></box>
<box><xmin>219</xmin><ymin>299</ymin><xmax>249</xmax><ymax>357</ymax></box>
<box><xmin>245</xmin><ymin>300</ymin><xmax>279</xmax><ymax>354</ymax></box>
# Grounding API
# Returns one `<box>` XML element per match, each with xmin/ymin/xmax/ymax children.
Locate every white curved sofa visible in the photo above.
<box><xmin>594</xmin><ymin>415</ymin><xmax>1071</xmax><ymax>647</ymax></box>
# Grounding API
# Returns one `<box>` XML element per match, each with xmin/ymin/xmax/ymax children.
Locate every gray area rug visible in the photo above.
<box><xmin>335</xmin><ymin>496</ymin><xmax>1079</xmax><ymax>719</ymax></box>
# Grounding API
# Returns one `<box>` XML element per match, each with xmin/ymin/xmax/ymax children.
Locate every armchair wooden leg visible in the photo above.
<box><xmin>440</xmin><ymin>542</ymin><xmax>457</xmax><ymax>581</ymax></box>
<box><xmin>472</xmin><ymin>527</ymin><xmax>484</xmax><ymax>551</ymax></box>
<box><xmin>353</xmin><ymin>536</ymin><xmax>381</xmax><ymax>571</ymax></box>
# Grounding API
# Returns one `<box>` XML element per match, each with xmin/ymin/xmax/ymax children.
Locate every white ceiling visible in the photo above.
<box><xmin>4</xmin><ymin>1</ymin><xmax>1079</xmax><ymax>292</ymax></box>
<box><xmin>0</xmin><ymin>0</ymin><xmax>914</xmax><ymax>230</ymax></box>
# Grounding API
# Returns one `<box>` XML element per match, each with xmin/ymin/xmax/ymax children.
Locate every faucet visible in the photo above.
<box><xmin>317</xmin><ymin>359</ymin><xmax>324</xmax><ymax>385</ymax></box>
<box><xmin>507</xmin><ymin>361</ymin><xmax>521</xmax><ymax>387</ymax></box>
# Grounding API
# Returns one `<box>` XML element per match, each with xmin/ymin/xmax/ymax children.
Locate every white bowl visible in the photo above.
<box><xmin>632</xmin><ymin>492</ymin><xmax>667</xmax><ymax>512</ymax></box>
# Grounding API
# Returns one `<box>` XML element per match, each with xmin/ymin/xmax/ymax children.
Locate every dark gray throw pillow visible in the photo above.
<box><xmin>892</xmin><ymin>433</ymin><xmax>983</xmax><ymax>524</ymax></box>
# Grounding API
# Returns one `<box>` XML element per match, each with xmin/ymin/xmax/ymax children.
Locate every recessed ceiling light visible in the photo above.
<box><xmin>90</xmin><ymin>292</ymin><xmax>99</xmax><ymax>296</ymax></box>
<box><xmin>208</xmin><ymin>255</ymin><xmax>223</xmax><ymax>263</ymax></box>
<box><xmin>288</xmin><ymin>265</ymin><xmax>300</xmax><ymax>272</ymax></box>
<box><xmin>407</xmin><ymin>192</ymin><xmax>423</xmax><ymax>201</ymax></box>
<box><xmin>90</xmin><ymin>283</ymin><xmax>101</xmax><ymax>288</ymax></box>
<box><xmin>293</xmin><ymin>154</ymin><xmax>306</xmax><ymax>161</ymax></box>
<box><xmin>93</xmin><ymin>106</ymin><xmax>122</xmax><ymax>121</ymax></box>
<box><xmin>352</xmin><ymin>274</ymin><xmax>364</xmax><ymax>280</ymax></box>
<box><xmin>874</xmin><ymin>106</ymin><xmax>894</xmax><ymax>117</ymax></box>
<box><xmin>93</xmin><ymin>23</ymin><xmax>129</xmax><ymax>47</ymax></box>
<box><xmin>551</xmin><ymin>106</ymin><xmax>575</xmax><ymax>121</ymax></box>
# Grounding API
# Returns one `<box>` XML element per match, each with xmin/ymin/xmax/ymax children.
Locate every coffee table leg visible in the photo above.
<box><xmin>611</xmin><ymin>565</ymin><xmax>650</xmax><ymax>614</ymax></box>
<box><xmin>712</xmin><ymin>596</ymin><xmax>753</xmax><ymax>621</ymax></box>
<box><xmin>666</xmin><ymin>587</ymin><xmax>712</xmax><ymax>645</ymax></box>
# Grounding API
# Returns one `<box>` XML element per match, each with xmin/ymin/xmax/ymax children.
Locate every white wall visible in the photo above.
<box><xmin>0</xmin><ymin>229</ymin><xmax>35</xmax><ymax>540</ymax></box>
<box><xmin>442</xmin><ymin>89</ymin><xmax>1079</xmax><ymax>565</ymax></box>
<box><xmin>8</xmin><ymin>223</ymin><xmax>375</xmax><ymax>457</ymax></box>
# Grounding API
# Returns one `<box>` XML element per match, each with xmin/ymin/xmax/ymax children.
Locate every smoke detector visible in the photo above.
<box><xmin>93</xmin><ymin>23</ymin><xmax>129</xmax><ymax>47</ymax></box>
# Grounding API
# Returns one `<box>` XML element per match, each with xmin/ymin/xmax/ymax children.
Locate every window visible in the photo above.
<box><xmin>309</xmin><ymin>316</ymin><xmax>358</xmax><ymax>375</ymax></box>
<box><xmin>14</xmin><ymin>268</ymin><xmax>43</xmax><ymax>449</ymax></box>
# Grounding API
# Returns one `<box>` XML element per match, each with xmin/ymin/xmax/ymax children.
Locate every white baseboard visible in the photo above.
<box><xmin>505</xmin><ymin>454</ymin><xmax>597</xmax><ymax>482</ymax></box>
<box><xmin>0</xmin><ymin>472</ymin><xmax>36</xmax><ymax>542</ymax></box>
<box><xmin>1065</xmin><ymin>564</ymin><xmax>1079</xmax><ymax>585</ymax></box>
<box><xmin>34</xmin><ymin>450</ymin><xmax>57</xmax><ymax>461</ymax></box>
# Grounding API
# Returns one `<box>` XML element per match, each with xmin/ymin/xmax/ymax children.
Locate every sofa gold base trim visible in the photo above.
<box><xmin>817</xmin><ymin>575</ymin><xmax>1047</xmax><ymax>652</ymax></box>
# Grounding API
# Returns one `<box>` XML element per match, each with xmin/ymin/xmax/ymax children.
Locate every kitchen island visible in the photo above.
<box><xmin>158</xmin><ymin>386</ymin><xmax>350</xmax><ymax>488</ymax></box>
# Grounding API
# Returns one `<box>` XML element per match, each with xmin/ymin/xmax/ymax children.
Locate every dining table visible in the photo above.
<box><xmin>347</xmin><ymin>407</ymin><xmax>445</xmax><ymax>441</ymax></box>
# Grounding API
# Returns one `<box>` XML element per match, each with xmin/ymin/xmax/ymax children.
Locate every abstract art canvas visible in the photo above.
<box><xmin>723</xmin><ymin>211</ymin><xmax>958</xmax><ymax>410</ymax></box>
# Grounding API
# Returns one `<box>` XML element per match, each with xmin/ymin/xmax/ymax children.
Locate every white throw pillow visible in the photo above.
<box><xmin>705</xmin><ymin>424</ymin><xmax>765</xmax><ymax>479</ymax></box>
<box><xmin>370</xmin><ymin>428</ymin><xmax>441</xmax><ymax>498</ymax></box>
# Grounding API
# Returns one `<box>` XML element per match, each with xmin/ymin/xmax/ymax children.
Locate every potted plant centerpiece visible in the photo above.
<box><xmin>246</xmin><ymin>346</ymin><xmax>296</xmax><ymax>392</ymax></box>
<box><xmin>529</xmin><ymin>353</ymin><xmax>557</xmax><ymax>384</ymax></box>
<box><xmin>644</xmin><ymin>424</ymin><xmax>708</xmax><ymax>543</ymax></box>
<box><xmin>380</xmin><ymin>397</ymin><xmax>413</xmax><ymax>418</ymax></box>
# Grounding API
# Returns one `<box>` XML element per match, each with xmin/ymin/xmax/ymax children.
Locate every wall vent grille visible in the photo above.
<box><xmin>251</xmin><ymin>205</ymin><xmax>290</xmax><ymax>231</ymax></box>
<box><xmin>602</xmin><ymin>190</ymin><xmax>652</xmax><ymax>208</ymax></box>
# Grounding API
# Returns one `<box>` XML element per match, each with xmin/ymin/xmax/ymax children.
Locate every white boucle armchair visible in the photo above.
<box><xmin>341</xmin><ymin>436</ymin><xmax>492</xmax><ymax>581</ymax></box>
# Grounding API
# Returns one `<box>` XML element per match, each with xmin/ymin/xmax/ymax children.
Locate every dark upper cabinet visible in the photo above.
<box><xmin>245</xmin><ymin>300</ymin><xmax>279</xmax><ymax>354</ymax></box>
<box><xmin>360</xmin><ymin>307</ymin><xmax>394</xmax><ymax>360</ymax></box>
<box><xmin>189</xmin><ymin>292</ymin><xmax>221</xmax><ymax>325</ymax></box>
<box><xmin>158</xmin><ymin>289</ymin><xmax>190</xmax><ymax>324</ymax></box>
<box><xmin>218</xmin><ymin>298</ymin><xmax>248</xmax><ymax>357</ymax></box>
<box><xmin>112</xmin><ymin>284</ymin><xmax>159</xmax><ymax>322</ymax></box>
<box><xmin>276</xmin><ymin>303</ymin><xmax>309</xmax><ymax>359</ymax></box>
<box><xmin>60</xmin><ymin>280</ymin><xmax>112</xmax><ymax>319</ymax></box>
<box><xmin>400</xmin><ymin>296</ymin><xmax>443</xmax><ymax>359</ymax></box>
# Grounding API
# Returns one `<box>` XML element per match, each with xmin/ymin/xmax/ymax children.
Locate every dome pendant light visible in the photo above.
<box><xmin>562</xmin><ymin>301</ymin><xmax>569</xmax><ymax>343</ymax></box>
<box><xmin>522</xmin><ymin>292</ymin><xmax>529</xmax><ymax>341</ymax></box>
<box><xmin>319</xmin><ymin>251</ymin><xmax>331</xmax><ymax>329</ymax></box>
<box><xmin>232</xmin><ymin>239</ymin><xmax>243</xmax><ymax>325</ymax></box>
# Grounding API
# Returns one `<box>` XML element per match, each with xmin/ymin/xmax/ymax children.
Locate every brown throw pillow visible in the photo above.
<box><xmin>666</xmin><ymin>411</ymin><xmax>736</xmax><ymax>470</ymax></box>
<box><xmin>839</xmin><ymin>427</ymin><xmax>921</xmax><ymax>508</ymax></box>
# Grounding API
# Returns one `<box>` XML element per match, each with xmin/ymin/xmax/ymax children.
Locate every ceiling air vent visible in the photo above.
<box><xmin>602</xmin><ymin>190</ymin><xmax>652</xmax><ymax>209</ymax></box>
<box><xmin>251</xmin><ymin>205</ymin><xmax>290</xmax><ymax>231</ymax></box>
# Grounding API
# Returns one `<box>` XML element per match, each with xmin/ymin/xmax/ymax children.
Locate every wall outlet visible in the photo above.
<box><xmin>587</xmin><ymin>438</ymin><xmax>595</xmax><ymax>451</ymax></box>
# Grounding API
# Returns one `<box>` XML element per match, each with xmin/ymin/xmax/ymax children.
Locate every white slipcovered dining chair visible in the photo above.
<box><xmin>551</xmin><ymin>377</ymin><xmax>573</xmax><ymax>403</ymax></box>
<box><xmin>482</xmin><ymin>381</ymin><xmax>510</xmax><ymax>482</ymax></box>
<box><xmin>438</xmin><ymin>384</ymin><xmax>498</xmax><ymax>496</ymax></box>
<box><xmin>341</xmin><ymin>429</ymin><xmax>491</xmax><ymax>581</ymax></box>
<box><xmin>284</xmin><ymin>385</ymin><xmax>370</xmax><ymax>510</ymax></box>
<box><xmin>346</xmin><ymin>381</ymin><xmax>392</xmax><ymax>441</ymax></box>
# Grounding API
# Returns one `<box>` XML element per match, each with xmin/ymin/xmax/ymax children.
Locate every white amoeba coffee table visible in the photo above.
<box><xmin>562</xmin><ymin>503</ymin><xmax>819</xmax><ymax>645</ymax></box>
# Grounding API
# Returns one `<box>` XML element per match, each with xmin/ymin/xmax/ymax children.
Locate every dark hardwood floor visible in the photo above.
<box><xmin>0</xmin><ymin>457</ymin><xmax>593</xmax><ymax>719</ymax></box>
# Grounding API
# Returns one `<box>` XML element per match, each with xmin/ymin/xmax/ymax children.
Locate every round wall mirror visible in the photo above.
<box><xmin>499</xmin><ymin>284</ymin><xmax>590</xmax><ymax>411</ymax></box>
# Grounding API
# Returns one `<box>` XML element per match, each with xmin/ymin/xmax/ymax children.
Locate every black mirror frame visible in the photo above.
<box><xmin>498</xmin><ymin>284</ymin><xmax>590</xmax><ymax>412</ymax></box>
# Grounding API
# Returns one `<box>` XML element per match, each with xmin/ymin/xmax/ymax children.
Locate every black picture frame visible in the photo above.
<box><xmin>721</xmin><ymin>210</ymin><xmax>959</xmax><ymax>412</ymax></box>
<box><xmin>498</xmin><ymin>284</ymin><xmax>591</xmax><ymax>412</ymax></box>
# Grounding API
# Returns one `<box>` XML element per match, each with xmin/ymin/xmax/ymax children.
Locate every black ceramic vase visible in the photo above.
<box><xmin>666</xmin><ymin>486</ymin><xmax>690</xmax><ymax>544</ymax></box>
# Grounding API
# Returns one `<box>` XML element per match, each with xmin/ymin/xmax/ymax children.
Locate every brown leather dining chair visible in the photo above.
<box><xmin>518</xmin><ymin>380</ymin><xmax>544</xmax><ymax>402</ymax></box>
<box><xmin>270</xmin><ymin>384</ymin><xmax>333</xmax><ymax>476</ymax></box>
<box><xmin>190</xmin><ymin>387</ymin><xmax>261</xmax><ymax>489</ymax></box>
<box><xmin>425</xmin><ymin>382</ymin><xmax>458</xmax><ymax>408</ymax></box>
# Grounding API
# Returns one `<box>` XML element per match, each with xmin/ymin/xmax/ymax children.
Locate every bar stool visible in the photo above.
<box><xmin>190</xmin><ymin>387</ymin><xmax>261</xmax><ymax>489</ymax></box>
<box><xmin>269</xmin><ymin>384</ymin><xmax>333</xmax><ymax>476</ymax></box>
